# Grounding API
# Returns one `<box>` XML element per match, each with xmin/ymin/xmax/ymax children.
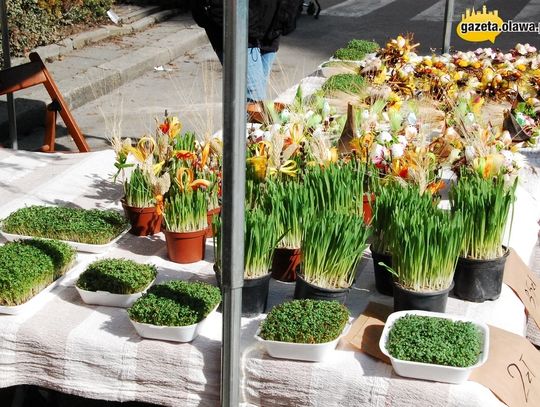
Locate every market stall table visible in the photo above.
<box><xmin>0</xmin><ymin>149</ymin><xmax>538</xmax><ymax>407</ymax></box>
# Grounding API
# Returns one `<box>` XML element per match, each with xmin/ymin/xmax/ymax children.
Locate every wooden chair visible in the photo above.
<box><xmin>0</xmin><ymin>52</ymin><xmax>90</xmax><ymax>152</ymax></box>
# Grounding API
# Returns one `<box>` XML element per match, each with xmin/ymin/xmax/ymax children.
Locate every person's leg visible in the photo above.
<box><xmin>261</xmin><ymin>51</ymin><xmax>277</xmax><ymax>86</ymax></box>
<box><xmin>204</xmin><ymin>27</ymin><xmax>224</xmax><ymax>64</ymax></box>
<box><xmin>246</xmin><ymin>48</ymin><xmax>266</xmax><ymax>102</ymax></box>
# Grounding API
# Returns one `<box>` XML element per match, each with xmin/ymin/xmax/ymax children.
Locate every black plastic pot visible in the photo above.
<box><xmin>370</xmin><ymin>246</ymin><xmax>393</xmax><ymax>296</ymax></box>
<box><xmin>393</xmin><ymin>281</ymin><xmax>454</xmax><ymax>313</ymax></box>
<box><xmin>453</xmin><ymin>249</ymin><xmax>509</xmax><ymax>302</ymax></box>
<box><xmin>294</xmin><ymin>274</ymin><xmax>349</xmax><ymax>304</ymax></box>
<box><xmin>242</xmin><ymin>273</ymin><xmax>272</xmax><ymax>317</ymax></box>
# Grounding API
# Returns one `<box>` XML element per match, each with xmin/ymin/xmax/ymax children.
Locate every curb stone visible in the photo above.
<box><xmin>11</xmin><ymin>9</ymin><xmax>181</xmax><ymax>67</ymax></box>
<box><xmin>0</xmin><ymin>24</ymin><xmax>207</xmax><ymax>139</ymax></box>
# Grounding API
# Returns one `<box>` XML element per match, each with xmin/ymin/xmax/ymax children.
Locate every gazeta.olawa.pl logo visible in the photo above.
<box><xmin>457</xmin><ymin>5</ymin><xmax>540</xmax><ymax>43</ymax></box>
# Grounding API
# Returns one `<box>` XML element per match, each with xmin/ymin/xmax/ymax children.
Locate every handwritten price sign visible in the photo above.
<box><xmin>507</xmin><ymin>354</ymin><xmax>536</xmax><ymax>403</ymax></box>
<box><xmin>471</xmin><ymin>326</ymin><xmax>540</xmax><ymax>407</ymax></box>
<box><xmin>503</xmin><ymin>249</ymin><xmax>540</xmax><ymax>328</ymax></box>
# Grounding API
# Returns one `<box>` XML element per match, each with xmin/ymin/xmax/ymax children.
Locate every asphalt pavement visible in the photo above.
<box><xmin>1</xmin><ymin>1</ymin><xmax>540</xmax><ymax>151</ymax></box>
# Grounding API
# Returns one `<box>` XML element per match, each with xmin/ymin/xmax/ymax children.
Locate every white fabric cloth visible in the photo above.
<box><xmin>0</xmin><ymin>149</ymin><xmax>536</xmax><ymax>406</ymax></box>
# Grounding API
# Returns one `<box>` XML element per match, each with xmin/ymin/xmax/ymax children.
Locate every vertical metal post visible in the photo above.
<box><xmin>0</xmin><ymin>0</ymin><xmax>17</xmax><ymax>149</ymax></box>
<box><xmin>221</xmin><ymin>0</ymin><xmax>247</xmax><ymax>405</ymax></box>
<box><xmin>442</xmin><ymin>0</ymin><xmax>455</xmax><ymax>54</ymax></box>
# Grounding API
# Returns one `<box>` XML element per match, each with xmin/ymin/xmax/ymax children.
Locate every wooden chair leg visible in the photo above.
<box><xmin>42</xmin><ymin>105</ymin><xmax>57</xmax><ymax>152</ymax></box>
<box><xmin>29</xmin><ymin>52</ymin><xmax>90</xmax><ymax>153</ymax></box>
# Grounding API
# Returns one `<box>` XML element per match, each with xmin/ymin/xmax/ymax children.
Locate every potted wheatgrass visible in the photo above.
<box><xmin>213</xmin><ymin>208</ymin><xmax>281</xmax><ymax>316</ymax></box>
<box><xmin>163</xmin><ymin>185</ymin><xmax>208</xmax><ymax>264</ymax></box>
<box><xmin>295</xmin><ymin>210</ymin><xmax>371</xmax><ymax>304</ymax></box>
<box><xmin>385</xmin><ymin>187</ymin><xmax>464</xmax><ymax>312</ymax></box>
<box><xmin>240</xmin><ymin>207</ymin><xmax>280</xmax><ymax>315</ymax></box>
<box><xmin>449</xmin><ymin>172</ymin><xmax>517</xmax><ymax>302</ymax></box>
<box><xmin>369</xmin><ymin>182</ymin><xmax>406</xmax><ymax>296</ymax></box>
<box><xmin>292</xmin><ymin>161</ymin><xmax>370</xmax><ymax>303</ymax></box>
<box><xmin>267</xmin><ymin>180</ymin><xmax>308</xmax><ymax>282</ymax></box>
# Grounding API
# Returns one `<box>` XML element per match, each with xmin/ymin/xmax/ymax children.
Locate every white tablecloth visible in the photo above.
<box><xmin>0</xmin><ymin>149</ymin><xmax>538</xmax><ymax>407</ymax></box>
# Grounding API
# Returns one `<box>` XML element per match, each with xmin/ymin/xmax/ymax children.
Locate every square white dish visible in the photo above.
<box><xmin>75</xmin><ymin>279</ymin><xmax>155</xmax><ymax>308</ymax></box>
<box><xmin>0</xmin><ymin>228</ymin><xmax>129</xmax><ymax>253</ymax></box>
<box><xmin>379</xmin><ymin>310</ymin><xmax>489</xmax><ymax>384</ymax></box>
<box><xmin>0</xmin><ymin>259</ymin><xmax>79</xmax><ymax>315</ymax></box>
<box><xmin>255</xmin><ymin>324</ymin><xmax>350</xmax><ymax>362</ymax></box>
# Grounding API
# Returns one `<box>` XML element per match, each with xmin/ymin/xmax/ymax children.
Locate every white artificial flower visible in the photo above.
<box><xmin>516</xmin><ymin>43</ymin><xmax>527</xmax><ymax>55</ymax></box>
<box><xmin>377</xmin><ymin>131</ymin><xmax>393</xmax><ymax>144</ymax></box>
<box><xmin>447</xmin><ymin>148</ymin><xmax>461</xmax><ymax>165</ymax></box>
<box><xmin>407</xmin><ymin>112</ymin><xmax>417</xmax><ymax>126</ymax></box>
<box><xmin>404</xmin><ymin>126</ymin><xmax>417</xmax><ymax>138</ymax></box>
<box><xmin>361</xmin><ymin>109</ymin><xmax>370</xmax><ymax>121</ymax></box>
<box><xmin>465</xmin><ymin>146</ymin><xmax>476</xmax><ymax>162</ymax></box>
<box><xmin>440</xmin><ymin>74</ymin><xmax>451</xmax><ymax>84</ymax></box>
<box><xmin>501</xmin><ymin>130</ymin><xmax>512</xmax><ymax>145</ymax></box>
<box><xmin>253</xmin><ymin>129</ymin><xmax>264</xmax><ymax>139</ymax></box>
<box><xmin>513</xmin><ymin>152</ymin><xmax>526</xmax><ymax>170</ymax></box>
<box><xmin>445</xmin><ymin>126</ymin><xmax>459</xmax><ymax>138</ymax></box>
<box><xmin>397</xmin><ymin>135</ymin><xmax>408</xmax><ymax>145</ymax></box>
<box><xmin>270</xmin><ymin>123</ymin><xmax>282</xmax><ymax>134</ymax></box>
<box><xmin>391</xmin><ymin>143</ymin><xmax>405</xmax><ymax>158</ymax></box>
<box><xmin>312</xmin><ymin>128</ymin><xmax>323</xmax><ymax>138</ymax></box>
<box><xmin>409</xmin><ymin>53</ymin><xmax>421</xmax><ymax>64</ymax></box>
<box><xmin>376</xmin><ymin>122</ymin><xmax>391</xmax><ymax>132</ymax></box>
<box><xmin>322</xmin><ymin>101</ymin><xmax>330</xmax><ymax>118</ymax></box>
<box><xmin>501</xmin><ymin>150</ymin><xmax>514</xmax><ymax>166</ymax></box>
<box><xmin>370</xmin><ymin>144</ymin><xmax>385</xmax><ymax>163</ymax></box>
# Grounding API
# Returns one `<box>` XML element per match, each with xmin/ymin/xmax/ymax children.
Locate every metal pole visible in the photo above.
<box><xmin>0</xmin><ymin>0</ymin><xmax>17</xmax><ymax>149</ymax></box>
<box><xmin>221</xmin><ymin>0</ymin><xmax>247</xmax><ymax>405</ymax></box>
<box><xmin>442</xmin><ymin>0</ymin><xmax>455</xmax><ymax>54</ymax></box>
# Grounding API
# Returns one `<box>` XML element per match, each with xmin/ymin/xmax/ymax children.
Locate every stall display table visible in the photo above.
<box><xmin>0</xmin><ymin>149</ymin><xmax>538</xmax><ymax>407</ymax></box>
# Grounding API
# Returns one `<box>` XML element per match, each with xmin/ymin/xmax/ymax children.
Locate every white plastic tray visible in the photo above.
<box><xmin>75</xmin><ymin>279</ymin><xmax>155</xmax><ymax>308</ymax></box>
<box><xmin>130</xmin><ymin>307</ymin><xmax>218</xmax><ymax>343</ymax></box>
<box><xmin>0</xmin><ymin>228</ymin><xmax>129</xmax><ymax>253</ymax></box>
<box><xmin>0</xmin><ymin>259</ymin><xmax>78</xmax><ymax>315</ymax></box>
<box><xmin>255</xmin><ymin>324</ymin><xmax>350</xmax><ymax>362</ymax></box>
<box><xmin>379</xmin><ymin>310</ymin><xmax>489</xmax><ymax>384</ymax></box>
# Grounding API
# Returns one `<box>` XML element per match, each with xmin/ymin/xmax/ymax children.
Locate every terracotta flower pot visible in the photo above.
<box><xmin>164</xmin><ymin>229</ymin><xmax>206</xmax><ymax>264</ymax></box>
<box><xmin>122</xmin><ymin>201</ymin><xmax>162</xmax><ymax>236</ymax></box>
<box><xmin>205</xmin><ymin>207</ymin><xmax>221</xmax><ymax>238</ymax></box>
<box><xmin>271</xmin><ymin>247</ymin><xmax>301</xmax><ymax>282</ymax></box>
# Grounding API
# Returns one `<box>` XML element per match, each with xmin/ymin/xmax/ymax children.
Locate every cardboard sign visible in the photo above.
<box><xmin>346</xmin><ymin>302</ymin><xmax>540</xmax><ymax>407</ymax></box>
<box><xmin>471</xmin><ymin>326</ymin><xmax>540</xmax><ymax>407</ymax></box>
<box><xmin>503</xmin><ymin>248</ymin><xmax>540</xmax><ymax>328</ymax></box>
<box><xmin>344</xmin><ymin>302</ymin><xmax>392</xmax><ymax>364</ymax></box>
